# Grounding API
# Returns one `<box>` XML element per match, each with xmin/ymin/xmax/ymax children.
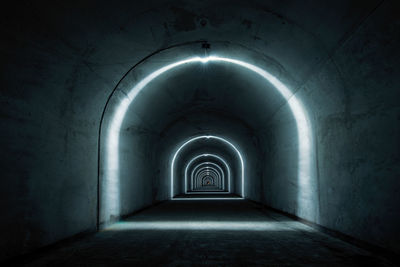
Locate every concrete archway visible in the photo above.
<box><xmin>170</xmin><ymin>135</ymin><xmax>244</xmax><ymax>198</ymax></box>
<box><xmin>185</xmin><ymin>155</ymin><xmax>230</xmax><ymax>194</ymax></box>
<box><xmin>188</xmin><ymin>161</ymin><xmax>227</xmax><ymax>193</ymax></box>
<box><xmin>99</xmin><ymin>43</ymin><xmax>316</xmax><ymax>226</ymax></box>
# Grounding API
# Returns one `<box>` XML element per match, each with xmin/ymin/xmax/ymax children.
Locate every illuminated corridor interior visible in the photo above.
<box><xmin>1</xmin><ymin>0</ymin><xmax>399</xmax><ymax>266</ymax></box>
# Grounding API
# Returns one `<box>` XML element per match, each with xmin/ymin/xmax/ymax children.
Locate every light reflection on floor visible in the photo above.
<box><xmin>172</xmin><ymin>197</ymin><xmax>244</xmax><ymax>201</ymax></box>
<box><xmin>105</xmin><ymin>220</ymin><xmax>315</xmax><ymax>231</ymax></box>
<box><xmin>17</xmin><ymin>200</ymin><xmax>391</xmax><ymax>266</ymax></box>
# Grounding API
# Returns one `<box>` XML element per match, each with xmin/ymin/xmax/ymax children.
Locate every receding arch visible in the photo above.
<box><xmin>195</xmin><ymin>169</ymin><xmax>221</xmax><ymax>190</ymax></box>
<box><xmin>201</xmin><ymin>176</ymin><xmax>215</xmax><ymax>187</ymax></box>
<box><xmin>192</xmin><ymin>166</ymin><xmax>222</xmax><ymax>188</ymax></box>
<box><xmin>190</xmin><ymin>163</ymin><xmax>225</xmax><ymax>192</ymax></box>
<box><xmin>184</xmin><ymin>154</ymin><xmax>230</xmax><ymax>193</ymax></box>
<box><xmin>171</xmin><ymin>135</ymin><xmax>244</xmax><ymax>198</ymax></box>
<box><xmin>100</xmin><ymin>53</ymin><xmax>314</xmax><ymax>225</ymax></box>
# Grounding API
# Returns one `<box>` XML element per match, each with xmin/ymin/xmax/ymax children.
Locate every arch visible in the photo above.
<box><xmin>195</xmin><ymin>169</ymin><xmax>220</xmax><ymax>190</ymax></box>
<box><xmin>195</xmin><ymin>169</ymin><xmax>220</xmax><ymax>186</ymax></box>
<box><xmin>201</xmin><ymin>176</ymin><xmax>215</xmax><ymax>187</ymax></box>
<box><xmin>190</xmin><ymin>163</ymin><xmax>225</xmax><ymax>191</ymax></box>
<box><xmin>184</xmin><ymin>154</ymin><xmax>230</xmax><ymax>193</ymax></box>
<box><xmin>189</xmin><ymin>163</ymin><xmax>229</xmax><ymax>194</ymax></box>
<box><xmin>173</xmin><ymin>138</ymin><xmax>242</xmax><ymax>198</ymax></box>
<box><xmin>190</xmin><ymin>161</ymin><xmax>226</xmax><ymax>192</ymax></box>
<box><xmin>102</xmin><ymin>54</ymin><xmax>313</xmax><ymax>224</ymax></box>
<box><xmin>193</xmin><ymin>168</ymin><xmax>222</xmax><ymax>191</ymax></box>
<box><xmin>191</xmin><ymin>164</ymin><xmax>224</xmax><ymax>190</ymax></box>
<box><xmin>194</xmin><ymin>169</ymin><xmax>220</xmax><ymax>190</ymax></box>
<box><xmin>192</xmin><ymin>166</ymin><xmax>222</xmax><ymax>187</ymax></box>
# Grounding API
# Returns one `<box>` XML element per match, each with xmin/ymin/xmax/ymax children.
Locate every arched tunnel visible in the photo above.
<box><xmin>1</xmin><ymin>0</ymin><xmax>399</xmax><ymax>265</ymax></box>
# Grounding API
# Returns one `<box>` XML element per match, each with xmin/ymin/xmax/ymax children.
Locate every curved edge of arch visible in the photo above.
<box><xmin>170</xmin><ymin>135</ymin><xmax>245</xmax><ymax>199</ymax></box>
<box><xmin>186</xmin><ymin>156</ymin><xmax>230</xmax><ymax>194</ymax></box>
<box><xmin>99</xmin><ymin>44</ymin><xmax>316</xmax><ymax>226</ymax></box>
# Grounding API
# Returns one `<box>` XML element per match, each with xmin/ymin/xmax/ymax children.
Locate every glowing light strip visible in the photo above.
<box><xmin>192</xmin><ymin>164</ymin><xmax>224</xmax><ymax>192</ymax></box>
<box><xmin>106</xmin><ymin>221</ymin><xmax>314</xmax><ymax>231</ymax></box>
<box><xmin>189</xmin><ymin>163</ymin><xmax>230</xmax><ymax>193</ymax></box>
<box><xmin>196</xmin><ymin>170</ymin><xmax>220</xmax><ymax>190</ymax></box>
<box><xmin>201</xmin><ymin>176</ymin><xmax>215</xmax><ymax>187</ymax></box>
<box><xmin>171</xmin><ymin>197</ymin><xmax>244</xmax><ymax>201</ymax></box>
<box><xmin>106</xmin><ymin>56</ymin><xmax>311</xmax><ymax>219</ymax></box>
<box><xmin>190</xmin><ymin>161</ymin><xmax>226</xmax><ymax>192</ymax></box>
<box><xmin>187</xmin><ymin>192</ymin><xmax>231</xmax><ymax>194</ymax></box>
<box><xmin>187</xmin><ymin>158</ymin><xmax>228</xmax><ymax>193</ymax></box>
<box><xmin>195</xmin><ymin>168</ymin><xmax>220</xmax><ymax>184</ymax></box>
<box><xmin>172</xmin><ymin>136</ymin><xmax>243</xmax><ymax>198</ymax></box>
<box><xmin>195</xmin><ymin>168</ymin><xmax>220</xmax><ymax>190</ymax></box>
<box><xmin>177</xmin><ymin>147</ymin><xmax>239</xmax><ymax>198</ymax></box>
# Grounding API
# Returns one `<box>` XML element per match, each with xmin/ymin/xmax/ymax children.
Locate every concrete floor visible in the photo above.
<box><xmin>13</xmin><ymin>200</ymin><xmax>394</xmax><ymax>266</ymax></box>
<box><xmin>173</xmin><ymin>193</ymin><xmax>241</xmax><ymax>199</ymax></box>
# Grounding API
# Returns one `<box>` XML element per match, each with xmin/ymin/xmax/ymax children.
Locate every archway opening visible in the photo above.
<box><xmin>171</xmin><ymin>135</ymin><xmax>244</xmax><ymax>199</ymax></box>
<box><xmin>99</xmin><ymin>43</ymin><xmax>316</xmax><ymax>227</ymax></box>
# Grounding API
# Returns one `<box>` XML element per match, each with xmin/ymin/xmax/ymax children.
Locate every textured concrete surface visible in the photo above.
<box><xmin>1</xmin><ymin>0</ymin><xmax>399</xmax><ymax>261</ymax></box>
<box><xmin>11</xmin><ymin>200</ymin><xmax>395</xmax><ymax>266</ymax></box>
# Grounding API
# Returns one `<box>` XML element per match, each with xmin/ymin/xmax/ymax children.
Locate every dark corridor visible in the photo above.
<box><xmin>1</xmin><ymin>0</ymin><xmax>399</xmax><ymax>266</ymax></box>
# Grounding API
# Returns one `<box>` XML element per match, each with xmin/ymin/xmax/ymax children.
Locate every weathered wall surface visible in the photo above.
<box><xmin>260</xmin><ymin>0</ymin><xmax>400</xmax><ymax>253</ymax></box>
<box><xmin>1</xmin><ymin>0</ymin><xmax>399</xmax><ymax>261</ymax></box>
<box><xmin>308</xmin><ymin>1</ymin><xmax>400</xmax><ymax>251</ymax></box>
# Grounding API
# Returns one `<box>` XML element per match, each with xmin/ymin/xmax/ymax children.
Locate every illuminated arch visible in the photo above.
<box><xmin>201</xmin><ymin>176</ymin><xmax>215</xmax><ymax>187</ymax></box>
<box><xmin>184</xmin><ymin>154</ymin><xmax>230</xmax><ymax>193</ymax></box>
<box><xmin>195</xmin><ymin>169</ymin><xmax>220</xmax><ymax>187</ymax></box>
<box><xmin>193</xmin><ymin>167</ymin><xmax>222</xmax><ymax>188</ymax></box>
<box><xmin>171</xmin><ymin>135</ymin><xmax>244</xmax><ymax>198</ymax></box>
<box><xmin>191</xmin><ymin>163</ymin><xmax>225</xmax><ymax>191</ymax></box>
<box><xmin>103</xmin><ymin>55</ymin><xmax>313</xmax><ymax>222</ymax></box>
<box><xmin>192</xmin><ymin>165</ymin><xmax>223</xmax><ymax>191</ymax></box>
<box><xmin>195</xmin><ymin>169</ymin><xmax>220</xmax><ymax>190</ymax></box>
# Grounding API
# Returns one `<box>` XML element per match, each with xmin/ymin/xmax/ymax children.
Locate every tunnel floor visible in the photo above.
<box><xmin>173</xmin><ymin>193</ymin><xmax>241</xmax><ymax>199</ymax></box>
<box><xmin>16</xmin><ymin>200</ymin><xmax>393</xmax><ymax>266</ymax></box>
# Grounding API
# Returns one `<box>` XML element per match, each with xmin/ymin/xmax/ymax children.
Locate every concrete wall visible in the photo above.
<box><xmin>1</xmin><ymin>0</ymin><xmax>399</xmax><ymax>261</ymax></box>
<box><xmin>260</xmin><ymin>0</ymin><xmax>400</xmax><ymax>253</ymax></box>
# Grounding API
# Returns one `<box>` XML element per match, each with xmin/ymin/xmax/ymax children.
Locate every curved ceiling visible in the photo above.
<box><xmin>2</xmin><ymin>0</ymin><xmax>399</xmax><ymax>260</ymax></box>
<box><xmin>124</xmin><ymin>61</ymin><xmax>285</xmax><ymax>133</ymax></box>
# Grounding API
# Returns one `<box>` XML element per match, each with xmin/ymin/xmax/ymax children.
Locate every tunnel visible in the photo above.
<box><xmin>1</xmin><ymin>0</ymin><xmax>399</xmax><ymax>265</ymax></box>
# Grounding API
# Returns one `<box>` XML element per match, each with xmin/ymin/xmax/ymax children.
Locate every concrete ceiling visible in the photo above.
<box><xmin>2</xmin><ymin>0</ymin><xmax>399</xmax><ymax>261</ymax></box>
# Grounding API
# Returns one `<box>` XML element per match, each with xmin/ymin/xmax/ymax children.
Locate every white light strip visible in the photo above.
<box><xmin>106</xmin><ymin>56</ymin><xmax>312</xmax><ymax>220</ymax></box>
<box><xmin>188</xmin><ymin>192</ymin><xmax>231</xmax><ymax>194</ymax></box>
<box><xmin>187</xmin><ymin>159</ymin><xmax>227</xmax><ymax>192</ymax></box>
<box><xmin>201</xmin><ymin>176</ymin><xmax>215</xmax><ymax>187</ymax></box>
<box><xmin>195</xmin><ymin>168</ymin><xmax>220</xmax><ymax>190</ymax></box>
<box><xmin>194</xmin><ymin>168</ymin><xmax>220</xmax><ymax>186</ymax></box>
<box><xmin>171</xmin><ymin>136</ymin><xmax>243</xmax><ymax>198</ymax></box>
<box><xmin>106</xmin><ymin>221</ymin><xmax>314</xmax><ymax>231</ymax></box>
<box><xmin>171</xmin><ymin>197</ymin><xmax>244</xmax><ymax>201</ymax></box>
<box><xmin>194</xmin><ymin>164</ymin><xmax>224</xmax><ymax>190</ymax></box>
